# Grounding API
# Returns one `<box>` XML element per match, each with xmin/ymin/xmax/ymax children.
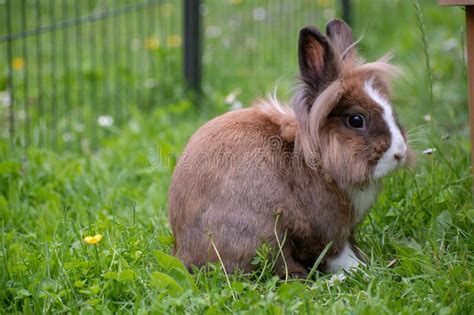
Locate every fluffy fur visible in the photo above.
<box><xmin>168</xmin><ymin>19</ymin><xmax>411</xmax><ymax>277</ymax></box>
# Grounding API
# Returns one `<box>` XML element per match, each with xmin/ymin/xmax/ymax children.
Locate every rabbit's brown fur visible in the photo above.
<box><xmin>169</xmin><ymin>19</ymin><xmax>410</xmax><ymax>277</ymax></box>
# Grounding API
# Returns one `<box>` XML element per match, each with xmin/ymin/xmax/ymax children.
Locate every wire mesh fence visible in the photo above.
<box><xmin>1</xmin><ymin>0</ymin><xmax>182</xmax><ymax>152</ymax></box>
<box><xmin>203</xmin><ymin>0</ymin><xmax>341</xmax><ymax>106</ymax></box>
<box><xmin>1</xmin><ymin>0</ymin><xmax>344</xmax><ymax>152</ymax></box>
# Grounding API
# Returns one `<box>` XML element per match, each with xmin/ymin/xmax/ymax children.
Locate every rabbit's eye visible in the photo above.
<box><xmin>347</xmin><ymin>114</ymin><xmax>364</xmax><ymax>129</ymax></box>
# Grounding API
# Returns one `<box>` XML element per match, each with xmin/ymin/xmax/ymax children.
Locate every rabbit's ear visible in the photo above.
<box><xmin>326</xmin><ymin>19</ymin><xmax>355</xmax><ymax>61</ymax></box>
<box><xmin>298</xmin><ymin>26</ymin><xmax>339</xmax><ymax>96</ymax></box>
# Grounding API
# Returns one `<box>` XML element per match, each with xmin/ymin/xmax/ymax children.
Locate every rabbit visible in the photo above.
<box><xmin>168</xmin><ymin>19</ymin><xmax>412</xmax><ymax>278</ymax></box>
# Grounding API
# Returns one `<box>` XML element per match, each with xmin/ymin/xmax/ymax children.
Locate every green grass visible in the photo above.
<box><xmin>1</xmin><ymin>0</ymin><xmax>473</xmax><ymax>313</ymax></box>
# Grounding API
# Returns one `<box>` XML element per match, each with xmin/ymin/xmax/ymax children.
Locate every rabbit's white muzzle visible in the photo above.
<box><xmin>364</xmin><ymin>79</ymin><xmax>407</xmax><ymax>179</ymax></box>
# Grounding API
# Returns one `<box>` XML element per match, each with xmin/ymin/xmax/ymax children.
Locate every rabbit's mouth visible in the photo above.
<box><xmin>373</xmin><ymin>146</ymin><xmax>408</xmax><ymax>178</ymax></box>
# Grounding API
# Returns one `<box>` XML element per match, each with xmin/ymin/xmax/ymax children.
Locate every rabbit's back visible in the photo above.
<box><xmin>169</xmin><ymin>106</ymin><xmax>297</xmax><ymax>271</ymax></box>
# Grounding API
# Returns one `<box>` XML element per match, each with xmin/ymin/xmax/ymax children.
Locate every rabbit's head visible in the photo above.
<box><xmin>293</xmin><ymin>19</ymin><xmax>411</xmax><ymax>188</ymax></box>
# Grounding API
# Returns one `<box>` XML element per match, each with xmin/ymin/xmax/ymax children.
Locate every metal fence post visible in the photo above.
<box><xmin>5</xmin><ymin>0</ymin><xmax>15</xmax><ymax>143</ymax></box>
<box><xmin>184</xmin><ymin>0</ymin><xmax>202</xmax><ymax>94</ymax></box>
<box><xmin>341</xmin><ymin>0</ymin><xmax>352</xmax><ymax>26</ymax></box>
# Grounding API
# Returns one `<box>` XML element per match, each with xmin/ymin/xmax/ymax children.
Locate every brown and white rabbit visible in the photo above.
<box><xmin>168</xmin><ymin>19</ymin><xmax>411</xmax><ymax>277</ymax></box>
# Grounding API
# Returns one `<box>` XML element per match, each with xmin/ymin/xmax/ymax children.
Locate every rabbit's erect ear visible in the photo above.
<box><xmin>325</xmin><ymin>19</ymin><xmax>355</xmax><ymax>61</ymax></box>
<box><xmin>298</xmin><ymin>26</ymin><xmax>339</xmax><ymax>96</ymax></box>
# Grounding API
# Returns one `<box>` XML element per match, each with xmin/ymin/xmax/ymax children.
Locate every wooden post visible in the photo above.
<box><xmin>467</xmin><ymin>6</ymin><xmax>474</xmax><ymax>182</ymax></box>
<box><xmin>439</xmin><ymin>0</ymin><xmax>474</xmax><ymax>178</ymax></box>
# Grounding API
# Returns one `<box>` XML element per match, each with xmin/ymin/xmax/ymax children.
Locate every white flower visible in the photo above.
<box><xmin>441</xmin><ymin>38</ymin><xmax>458</xmax><ymax>51</ymax></box>
<box><xmin>200</xmin><ymin>4</ymin><xmax>208</xmax><ymax>16</ymax></box>
<box><xmin>224</xmin><ymin>89</ymin><xmax>241</xmax><ymax>105</ymax></box>
<box><xmin>423</xmin><ymin>114</ymin><xmax>432</xmax><ymax>122</ymax></box>
<box><xmin>97</xmin><ymin>115</ymin><xmax>113</xmax><ymax>127</ymax></box>
<box><xmin>73</xmin><ymin>123</ymin><xmax>85</xmax><ymax>133</ymax></box>
<box><xmin>252</xmin><ymin>7</ymin><xmax>266</xmax><ymax>21</ymax></box>
<box><xmin>328</xmin><ymin>273</ymin><xmax>346</xmax><ymax>287</ymax></box>
<box><xmin>129</xmin><ymin>120</ymin><xmax>141</xmax><ymax>133</ymax></box>
<box><xmin>205</xmin><ymin>25</ymin><xmax>222</xmax><ymax>38</ymax></box>
<box><xmin>0</xmin><ymin>91</ymin><xmax>11</xmax><ymax>107</ymax></box>
<box><xmin>62</xmin><ymin>132</ymin><xmax>74</xmax><ymax>142</ymax></box>
<box><xmin>230</xmin><ymin>101</ymin><xmax>242</xmax><ymax>111</ymax></box>
<box><xmin>222</xmin><ymin>38</ymin><xmax>231</xmax><ymax>48</ymax></box>
<box><xmin>229</xmin><ymin>19</ymin><xmax>240</xmax><ymax>31</ymax></box>
<box><xmin>144</xmin><ymin>78</ymin><xmax>157</xmax><ymax>89</ymax></box>
<box><xmin>224</xmin><ymin>89</ymin><xmax>244</xmax><ymax>111</ymax></box>
<box><xmin>422</xmin><ymin>148</ymin><xmax>436</xmax><ymax>155</ymax></box>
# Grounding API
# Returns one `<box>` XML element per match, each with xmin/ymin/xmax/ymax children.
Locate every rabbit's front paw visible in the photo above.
<box><xmin>326</xmin><ymin>242</ymin><xmax>365</xmax><ymax>273</ymax></box>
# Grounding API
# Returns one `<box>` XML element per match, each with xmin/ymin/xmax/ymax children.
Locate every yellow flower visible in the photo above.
<box><xmin>145</xmin><ymin>37</ymin><xmax>160</xmax><ymax>50</ymax></box>
<box><xmin>84</xmin><ymin>234</ymin><xmax>103</xmax><ymax>244</ymax></box>
<box><xmin>12</xmin><ymin>57</ymin><xmax>25</xmax><ymax>70</ymax></box>
<box><xmin>167</xmin><ymin>35</ymin><xmax>182</xmax><ymax>48</ymax></box>
<box><xmin>230</xmin><ymin>0</ymin><xmax>242</xmax><ymax>4</ymax></box>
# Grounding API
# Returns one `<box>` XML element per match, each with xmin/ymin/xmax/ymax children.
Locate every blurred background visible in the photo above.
<box><xmin>0</xmin><ymin>2</ymin><xmax>472</xmax><ymax>313</ymax></box>
<box><xmin>0</xmin><ymin>0</ymin><xmax>467</xmax><ymax>152</ymax></box>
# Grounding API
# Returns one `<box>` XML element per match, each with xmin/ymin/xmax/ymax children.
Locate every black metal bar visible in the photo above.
<box><xmin>88</xmin><ymin>0</ymin><xmax>98</xmax><ymax>148</ymax></box>
<box><xmin>142</xmin><ymin>1</ymin><xmax>154</xmax><ymax>109</ymax></box>
<box><xmin>107</xmin><ymin>0</ymin><xmax>115</xmax><ymax>116</ymax></box>
<box><xmin>62</xmin><ymin>0</ymin><xmax>72</xmax><ymax>125</ymax></box>
<box><xmin>133</xmin><ymin>0</ymin><xmax>141</xmax><ymax>108</ymax></box>
<box><xmin>74</xmin><ymin>0</ymin><xmax>84</xmax><ymax>151</ymax></box>
<box><xmin>35</xmin><ymin>0</ymin><xmax>43</xmax><ymax>147</ymax></box>
<box><xmin>140</xmin><ymin>0</ymin><xmax>149</xmax><ymax>109</ymax></box>
<box><xmin>341</xmin><ymin>0</ymin><xmax>352</xmax><ymax>26</ymax></box>
<box><xmin>0</xmin><ymin>0</ymin><xmax>163</xmax><ymax>43</ymax></box>
<box><xmin>156</xmin><ymin>0</ymin><xmax>165</xmax><ymax>101</ymax></box>
<box><xmin>5</xmin><ymin>0</ymin><xmax>15</xmax><ymax>143</ymax></box>
<box><xmin>62</xmin><ymin>0</ymin><xmax>71</xmax><ymax>150</ymax></box>
<box><xmin>21</xmin><ymin>0</ymin><xmax>29</xmax><ymax>147</ymax></box>
<box><xmin>125</xmin><ymin>1</ymin><xmax>137</xmax><ymax>107</ymax></box>
<box><xmin>101</xmin><ymin>0</ymin><xmax>110</xmax><ymax>117</ymax></box>
<box><xmin>184</xmin><ymin>0</ymin><xmax>202</xmax><ymax>93</ymax></box>
<box><xmin>117</xmin><ymin>0</ymin><xmax>126</xmax><ymax>124</ymax></box>
<box><xmin>111</xmin><ymin>0</ymin><xmax>120</xmax><ymax>122</ymax></box>
<box><xmin>165</xmin><ymin>1</ymin><xmax>170</xmax><ymax>92</ymax></box>
<box><xmin>49</xmin><ymin>0</ymin><xmax>57</xmax><ymax>149</ymax></box>
<box><xmin>148</xmin><ymin>1</ymin><xmax>158</xmax><ymax>105</ymax></box>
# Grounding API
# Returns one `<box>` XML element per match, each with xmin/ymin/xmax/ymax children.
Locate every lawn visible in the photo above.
<box><xmin>1</xmin><ymin>0</ymin><xmax>473</xmax><ymax>313</ymax></box>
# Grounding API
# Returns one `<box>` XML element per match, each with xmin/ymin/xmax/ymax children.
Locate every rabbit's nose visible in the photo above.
<box><xmin>394</xmin><ymin>153</ymin><xmax>402</xmax><ymax>161</ymax></box>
